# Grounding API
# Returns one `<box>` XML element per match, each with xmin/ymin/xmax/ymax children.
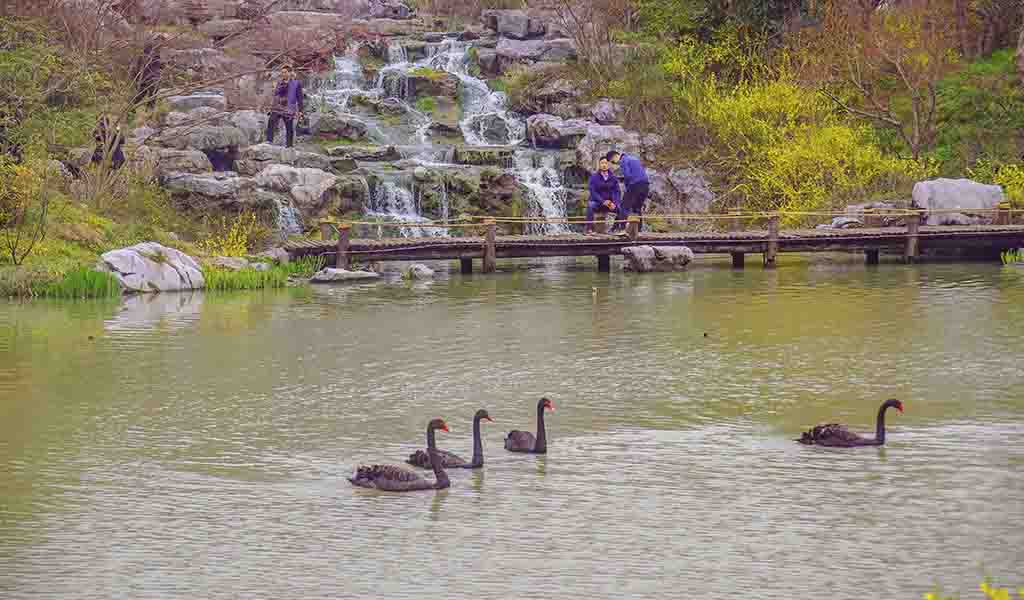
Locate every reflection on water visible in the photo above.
<box><xmin>0</xmin><ymin>257</ymin><xmax>1022</xmax><ymax>599</ymax></box>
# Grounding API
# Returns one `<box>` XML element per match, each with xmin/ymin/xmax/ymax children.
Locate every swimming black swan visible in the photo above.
<box><xmin>408</xmin><ymin>409</ymin><xmax>493</xmax><ymax>469</ymax></box>
<box><xmin>349</xmin><ymin>419</ymin><xmax>452</xmax><ymax>491</ymax></box>
<box><xmin>505</xmin><ymin>397</ymin><xmax>554</xmax><ymax>453</ymax></box>
<box><xmin>797</xmin><ymin>399</ymin><xmax>904</xmax><ymax>447</ymax></box>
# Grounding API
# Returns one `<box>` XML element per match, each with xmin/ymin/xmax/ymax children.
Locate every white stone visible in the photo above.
<box><xmin>406</xmin><ymin>263</ymin><xmax>435</xmax><ymax>280</ymax></box>
<box><xmin>310</xmin><ymin>268</ymin><xmax>381</xmax><ymax>283</ymax></box>
<box><xmin>98</xmin><ymin>242</ymin><xmax>205</xmax><ymax>293</ymax></box>
<box><xmin>622</xmin><ymin>245</ymin><xmax>693</xmax><ymax>272</ymax></box>
<box><xmin>912</xmin><ymin>178</ymin><xmax>1005</xmax><ymax>226</ymax></box>
<box><xmin>210</xmin><ymin>256</ymin><xmax>250</xmax><ymax>271</ymax></box>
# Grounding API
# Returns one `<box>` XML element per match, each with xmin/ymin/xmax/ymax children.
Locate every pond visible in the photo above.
<box><xmin>1</xmin><ymin>257</ymin><xmax>1022</xmax><ymax>599</ymax></box>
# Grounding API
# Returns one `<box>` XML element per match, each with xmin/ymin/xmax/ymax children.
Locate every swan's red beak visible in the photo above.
<box><xmin>546</xmin><ymin>401</ymin><xmax>555</xmax><ymax>411</ymax></box>
<box><xmin>484</xmin><ymin>416</ymin><xmax>494</xmax><ymax>422</ymax></box>
<box><xmin>441</xmin><ymin>423</ymin><xmax>450</xmax><ymax>432</ymax></box>
<box><xmin>897</xmin><ymin>405</ymin><xmax>904</xmax><ymax>413</ymax></box>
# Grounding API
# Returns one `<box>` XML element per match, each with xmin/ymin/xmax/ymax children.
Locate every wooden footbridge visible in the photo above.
<box><xmin>285</xmin><ymin>208</ymin><xmax>1024</xmax><ymax>272</ymax></box>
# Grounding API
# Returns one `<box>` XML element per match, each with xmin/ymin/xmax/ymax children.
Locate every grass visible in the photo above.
<box><xmin>201</xmin><ymin>256</ymin><xmax>327</xmax><ymax>292</ymax></box>
<box><xmin>409</xmin><ymin>66</ymin><xmax>448</xmax><ymax>82</ymax></box>
<box><xmin>1001</xmin><ymin>248</ymin><xmax>1023</xmax><ymax>265</ymax></box>
<box><xmin>40</xmin><ymin>267</ymin><xmax>121</xmax><ymax>299</ymax></box>
<box><xmin>415</xmin><ymin>96</ymin><xmax>437</xmax><ymax>114</ymax></box>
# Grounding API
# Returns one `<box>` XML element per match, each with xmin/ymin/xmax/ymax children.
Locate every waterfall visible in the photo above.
<box><xmin>367</xmin><ymin>181</ymin><xmax>448</xmax><ymax>238</ymax></box>
<box><xmin>514</xmin><ymin>152</ymin><xmax>570</xmax><ymax>235</ymax></box>
<box><xmin>274</xmin><ymin>198</ymin><xmax>304</xmax><ymax>239</ymax></box>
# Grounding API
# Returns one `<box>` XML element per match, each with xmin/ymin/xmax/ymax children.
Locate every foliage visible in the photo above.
<box><xmin>202</xmin><ymin>265</ymin><xmax>289</xmax><ymax>291</ymax></box>
<box><xmin>283</xmin><ymin>255</ymin><xmax>327</xmax><ymax>278</ymax></box>
<box><xmin>967</xmin><ymin>160</ymin><xmax>1024</xmax><ymax>208</ymax></box>
<box><xmin>198</xmin><ymin>212</ymin><xmax>266</xmax><ymax>257</ymax></box>
<box><xmin>409</xmin><ymin>66</ymin><xmax>448</xmax><ymax>82</ymax></box>
<box><xmin>40</xmin><ymin>266</ymin><xmax>120</xmax><ymax>299</ymax></box>
<box><xmin>415</xmin><ymin>96</ymin><xmax>437</xmax><ymax>114</ymax></box>
<box><xmin>1001</xmin><ymin>248</ymin><xmax>1023</xmax><ymax>265</ymax></box>
<box><xmin>925</xmin><ymin>579</ymin><xmax>1024</xmax><ymax>600</ymax></box>
<box><xmin>0</xmin><ymin>156</ymin><xmax>54</xmax><ymax>265</ymax></box>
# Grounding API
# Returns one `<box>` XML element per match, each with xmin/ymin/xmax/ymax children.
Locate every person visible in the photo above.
<box><xmin>266</xmin><ymin>64</ymin><xmax>305</xmax><ymax>148</ymax></box>
<box><xmin>91</xmin><ymin>114</ymin><xmax>125</xmax><ymax>170</ymax></box>
<box><xmin>605</xmin><ymin>149</ymin><xmax>649</xmax><ymax>234</ymax></box>
<box><xmin>585</xmin><ymin>156</ymin><xmax>625</xmax><ymax>235</ymax></box>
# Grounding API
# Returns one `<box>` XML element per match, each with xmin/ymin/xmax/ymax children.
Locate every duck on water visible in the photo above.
<box><xmin>408</xmin><ymin>409</ymin><xmax>493</xmax><ymax>469</ymax></box>
<box><xmin>349</xmin><ymin>419</ymin><xmax>451</xmax><ymax>491</ymax></box>
<box><xmin>797</xmin><ymin>399</ymin><xmax>904</xmax><ymax>447</ymax></box>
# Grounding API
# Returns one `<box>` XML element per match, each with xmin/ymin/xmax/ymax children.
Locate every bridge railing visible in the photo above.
<box><xmin>313</xmin><ymin>204</ymin><xmax>1022</xmax><ymax>270</ymax></box>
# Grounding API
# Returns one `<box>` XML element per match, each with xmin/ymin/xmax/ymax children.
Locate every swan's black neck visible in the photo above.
<box><xmin>426</xmin><ymin>426</ymin><xmax>437</xmax><ymax>450</ymax></box>
<box><xmin>875</xmin><ymin>403</ymin><xmax>892</xmax><ymax>445</ymax></box>
<box><xmin>470</xmin><ymin>415</ymin><xmax>484</xmax><ymax>467</ymax></box>
<box><xmin>429</xmin><ymin>449</ymin><xmax>450</xmax><ymax>489</ymax></box>
<box><xmin>534</xmin><ymin>402</ymin><xmax>547</xmax><ymax>454</ymax></box>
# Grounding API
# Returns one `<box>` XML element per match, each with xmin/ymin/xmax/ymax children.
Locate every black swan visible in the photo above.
<box><xmin>797</xmin><ymin>399</ymin><xmax>904</xmax><ymax>447</ymax></box>
<box><xmin>349</xmin><ymin>419</ymin><xmax>452</xmax><ymax>491</ymax></box>
<box><xmin>408</xmin><ymin>409</ymin><xmax>493</xmax><ymax>469</ymax></box>
<box><xmin>505</xmin><ymin>397</ymin><xmax>554</xmax><ymax>453</ymax></box>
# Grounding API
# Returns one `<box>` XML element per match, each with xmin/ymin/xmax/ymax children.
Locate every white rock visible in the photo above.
<box><xmin>236</xmin><ymin>143</ymin><xmax>332</xmax><ymax>176</ymax></box>
<box><xmin>310</xmin><ymin>268</ymin><xmax>381</xmax><ymax>283</ymax></box>
<box><xmin>98</xmin><ymin>242</ymin><xmax>205</xmax><ymax>293</ymax></box>
<box><xmin>166</xmin><ymin>92</ymin><xmax>228</xmax><ymax>113</ymax></box>
<box><xmin>210</xmin><ymin>256</ymin><xmax>250</xmax><ymax>271</ymax></box>
<box><xmin>912</xmin><ymin>178</ymin><xmax>1005</xmax><ymax>226</ymax></box>
<box><xmin>406</xmin><ymin>263</ymin><xmax>435</xmax><ymax>279</ymax></box>
<box><xmin>255</xmin><ymin>164</ymin><xmax>339</xmax><ymax>212</ymax></box>
<box><xmin>622</xmin><ymin>245</ymin><xmax>693</xmax><ymax>272</ymax></box>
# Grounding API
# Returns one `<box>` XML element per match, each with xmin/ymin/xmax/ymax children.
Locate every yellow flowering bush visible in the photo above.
<box><xmin>198</xmin><ymin>212</ymin><xmax>262</xmax><ymax>257</ymax></box>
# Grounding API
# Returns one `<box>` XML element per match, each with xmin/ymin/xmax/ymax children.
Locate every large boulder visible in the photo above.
<box><xmin>163</xmin><ymin>171</ymin><xmax>257</xmax><ymax>202</ymax></box>
<box><xmin>313</xmin><ymin>111</ymin><xmax>370</xmax><ymax>141</ymax></box>
<box><xmin>911</xmin><ymin>178</ymin><xmax>1004</xmax><ymax>226</ymax></box>
<box><xmin>254</xmin><ymin>164</ymin><xmax>340</xmax><ymax>214</ymax></box>
<box><xmin>166</xmin><ymin>91</ymin><xmax>228</xmax><ymax>113</ymax></box>
<box><xmin>326</xmin><ymin>144</ymin><xmax>402</xmax><ymax>162</ymax></box>
<box><xmin>156</xmin><ymin>149</ymin><xmax>214</xmax><ymax>175</ymax></box>
<box><xmin>526</xmin><ymin>114</ymin><xmax>590</xmax><ymax>149</ymax></box>
<box><xmin>575</xmin><ymin>125</ymin><xmax>660</xmax><ymax>172</ymax></box>
<box><xmin>98</xmin><ymin>242</ymin><xmax>205</xmax><ymax>293</ymax></box>
<box><xmin>226</xmin><ymin>110</ymin><xmax>269</xmax><ymax>145</ymax></box>
<box><xmin>236</xmin><ymin>143</ymin><xmax>332</xmax><ymax>176</ymax></box>
<box><xmin>368</xmin><ymin>0</ymin><xmax>412</xmax><ymax>19</ymax></box>
<box><xmin>496</xmin><ymin>38</ymin><xmax>575</xmax><ymax>69</ymax></box>
<box><xmin>622</xmin><ymin>245</ymin><xmax>694</xmax><ymax>272</ymax></box>
<box><xmin>591</xmin><ymin>99</ymin><xmax>623</xmax><ymax>125</ymax></box>
<box><xmin>160</xmin><ymin>109</ymin><xmax>250</xmax><ymax>152</ymax></box>
<box><xmin>481</xmin><ymin>9</ymin><xmax>546</xmax><ymax>40</ymax></box>
<box><xmin>648</xmin><ymin>168</ymin><xmax>714</xmax><ymax>217</ymax></box>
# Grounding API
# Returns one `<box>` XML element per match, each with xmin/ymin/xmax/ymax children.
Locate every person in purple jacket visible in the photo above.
<box><xmin>266</xmin><ymin>64</ymin><xmax>304</xmax><ymax>148</ymax></box>
<box><xmin>585</xmin><ymin>156</ymin><xmax>625</xmax><ymax>235</ymax></box>
<box><xmin>605</xmin><ymin>150</ymin><xmax>650</xmax><ymax>233</ymax></box>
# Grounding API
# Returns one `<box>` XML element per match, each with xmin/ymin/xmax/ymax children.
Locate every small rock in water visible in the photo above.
<box><xmin>251</xmin><ymin>262</ymin><xmax>272</xmax><ymax>272</ymax></box>
<box><xmin>406</xmin><ymin>264</ymin><xmax>435</xmax><ymax>280</ymax></box>
<box><xmin>210</xmin><ymin>256</ymin><xmax>250</xmax><ymax>271</ymax></box>
<box><xmin>310</xmin><ymin>268</ymin><xmax>381</xmax><ymax>283</ymax></box>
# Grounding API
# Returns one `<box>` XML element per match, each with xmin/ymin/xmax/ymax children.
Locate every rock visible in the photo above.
<box><xmin>482</xmin><ymin>9</ymin><xmax>546</xmax><ymax>40</ymax></box>
<box><xmin>156</xmin><ymin>149</ymin><xmax>214</xmax><ymax>175</ymax></box>
<box><xmin>310</xmin><ymin>268</ymin><xmax>381</xmax><ymax>283</ymax></box>
<box><xmin>326</xmin><ymin>144</ymin><xmax>402</xmax><ymax>162</ymax></box>
<box><xmin>407</xmin><ymin>69</ymin><xmax>459</xmax><ymax>99</ymax></box>
<box><xmin>163</xmin><ymin>171</ymin><xmax>256</xmax><ymax>201</ymax></box>
<box><xmin>314</xmin><ymin>112</ymin><xmax>370</xmax><ymax>141</ymax></box>
<box><xmin>462</xmin><ymin>113</ymin><xmax>519</xmax><ymax>145</ymax></box>
<box><xmin>226</xmin><ymin>110</ymin><xmax>269</xmax><ymax>146</ymax></box>
<box><xmin>452</xmin><ymin>146</ymin><xmax>515</xmax><ymax>167</ymax></box>
<box><xmin>251</xmin><ymin>262</ymin><xmax>272</xmax><ymax>271</ymax></box>
<box><xmin>911</xmin><ymin>178</ymin><xmax>1004</xmax><ymax>226</ymax></box>
<box><xmin>161</xmin><ymin>117</ymin><xmax>248</xmax><ymax>153</ymax></box>
<box><xmin>198</xmin><ymin>18</ymin><xmax>246</xmax><ymax>40</ymax></box>
<box><xmin>422</xmin><ymin>32</ymin><xmax>446</xmax><ymax>43</ymax></box>
<box><xmin>622</xmin><ymin>245</ymin><xmax>694</xmax><ymax>272</ymax></box>
<box><xmin>831</xmin><ymin>217</ymin><xmax>864</xmax><ymax>229</ymax></box>
<box><xmin>265</xmin><ymin>10</ymin><xmax>353</xmax><ymax>32</ymax></box>
<box><xmin>475</xmin><ymin>48</ymin><xmax>500</xmax><ymax>76</ymax></box>
<box><xmin>459</xmin><ymin>29</ymin><xmax>480</xmax><ymax>42</ymax></box>
<box><xmin>496</xmin><ymin>38</ymin><xmax>575</xmax><ymax>67</ymax></box>
<box><xmin>369</xmin><ymin>0</ymin><xmax>412</xmax><ymax>19</ymax></box>
<box><xmin>235</xmin><ymin>143</ymin><xmax>332</xmax><ymax>176</ymax></box>
<box><xmin>405</xmin><ymin>263</ymin><xmax>435</xmax><ymax>279</ymax></box>
<box><xmin>166</xmin><ymin>91</ymin><xmax>228</xmax><ymax>113</ymax></box>
<box><xmin>591</xmin><ymin>99</ymin><xmax>623</xmax><ymax>125</ymax></box>
<box><xmin>129</xmin><ymin>126</ymin><xmax>157</xmax><ymax>146</ymax></box>
<box><xmin>648</xmin><ymin>168</ymin><xmax>714</xmax><ymax>216</ymax></box>
<box><xmin>210</xmin><ymin>256</ymin><xmax>250</xmax><ymax>271</ymax></box>
<box><xmin>98</xmin><ymin>242</ymin><xmax>205</xmax><ymax>293</ymax></box>
<box><xmin>254</xmin><ymin>165</ymin><xmax>340</xmax><ymax>214</ymax></box>
<box><xmin>256</xmin><ymin>247</ymin><xmax>290</xmax><ymax>264</ymax></box>
<box><xmin>526</xmin><ymin>114</ymin><xmax>590</xmax><ymax>149</ymax></box>
<box><xmin>413</xmin><ymin>166</ymin><xmax>433</xmax><ymax>181</ymax></box>
<box><xmin>575</xmin><ymin>125</ymin><xmax>660</xmax><ymax>172</ymax></box>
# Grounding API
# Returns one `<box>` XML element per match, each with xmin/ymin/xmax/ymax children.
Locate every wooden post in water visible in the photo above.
<box><xmin>483</xmin><ymin>219</ymin><xmax>497</xmax><ymax>273</ymax></box>
<box><xmin>764</xmin><ymin>214</ymin><xmax>779</xmax><ymax>268</ymax></box>
<box><xmin>319</xmin><ymin>221</ymin><xmax>334</xmax><ymax>241</ymax></box>
<box><xmin>997</xmin><ymin>202</ymin><xmax>1011</xmax><ymax>226</ymax></box>
<box><xmin>336</xmin><ymin>223</ymin><xmax>350</xmax><ymax>269</ymax></box>
<box><xmin>729</xmin><ymin>208</ymin><xmax>744</xmax><ymax>268</ymax></box>
<box><xmin>597</xmin><ymin>255</ymin><xmax>610</xmax><ymax>272</ymax></box>
<box><xmin>865</xmin><ymin>249</ymin><xmax>880</xmax><ymax>265</ymax></box>
<box><xmin>460</xmin><ymin>257</ymin><xmax>473</xmax><ymax>274</ymax></box>
<box><xmin>863</xmin><ymin>208</ymin><xmax>880</xmax><ymax>228</ymax></box>
<box><xmin>904</xmin><ymin>211</ymin><xmax>920</xmax><ymax>263</ymax></box>
<box><xmin>626</xmin><ymin>215</ymin><xmax>640</xmax><ymax>242</ymax></box>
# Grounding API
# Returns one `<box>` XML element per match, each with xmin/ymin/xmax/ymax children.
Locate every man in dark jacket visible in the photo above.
<box><xmin>585</xmin><ymin>156</ymin><xmax>625</xmax><ymax>234</ymax></box>
<box><xmin>266</xmin><ymin>64</ymin><xmax>304</xmax><ymax>148</ymax></box>
<box><xmin>605</xmin><ymin>150</ymin><xmax>649</xmax><ymax>233</ymax></box>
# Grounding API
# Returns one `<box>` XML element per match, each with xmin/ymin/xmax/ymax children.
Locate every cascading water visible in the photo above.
<box><xmin>514</xmin><ymin>152</ymin><xmax>571</xmax><ymax>235</ymax></box>
<box><xmin>367</xmin><ymin>181</ymin><xmax>447</xmax><ymax>238</ymax></box>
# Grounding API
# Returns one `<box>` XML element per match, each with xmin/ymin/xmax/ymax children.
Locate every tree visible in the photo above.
<box><xmin>810</xmin><ymin>0</ymin><xmax>961</xmax><ymax>159</ymax></box>
<box><xmin>0</xmin><ymin>158</ymin><xmax>54</xmax><ymax>265</ymax></box>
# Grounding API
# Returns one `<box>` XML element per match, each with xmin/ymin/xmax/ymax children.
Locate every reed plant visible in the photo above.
<box><xmin>39</xmin><ymin>267</ymin><xmax>121</xmax><ymax>299</ymax></box>
<box><xmin>1000</xmin><ymin>248</ymin><xmax>1023</xmax><ymax>264</ymax></box>
<box><xmin>203</xmin><ymin>265</ymin><xmax>289</xmax><ymax>291</ymax></box>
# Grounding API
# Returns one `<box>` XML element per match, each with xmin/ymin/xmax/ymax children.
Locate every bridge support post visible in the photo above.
<box><xmin>626</xmin><ymin>215</ymin><xmax>640</xmax><ymax>242</ymax></box>
<box><xmin>483</xmin><ymin>219</ymin><xmax>497</xmax><ymax>273</ymax></box>
<box><xmin>460</xmin><ymin>258</ymin><xmax>473</xmax><ymax>274</ymax></box>
<box><xmin>865</xmin><ymin>249</ymin><xmax>879</xmax><ymax>265</ymax></box>
<box><xmin>904</xmin><ymin>211</ymin><xmax>921</xmax><ymax>263</ymax></box>
<box><xmin>319</xmin><ymin>221</ymin><xmax>334</xmax><ymax>241</ymax></box>
<box><xmin>731</xmin><ymin>252</ymin><xmax>745</xmax><ymax>268</ymax></box>
<box><xmin>597</xmin><ymin>255</ymin><xmax>610</xmax><ymax>272</ymax></box>
<box><xmin>729</xmin><ymin>208</ymin><xmax>743</xmax><ymax>232</ymax></box>
<box><xmin>764</xmin><ymin>215</ymin><xmax>779</xmax><ymax>268</ymax></box>
<box><xmin>997</xmin><ymin>202</ymin><xmax>1011</xmax><ymax>225</ymax></box>
<box><xmin>336</xmin><ymin>224</ymin><xmax>350</xmax><ymax>269</ymax></box>
<box><xmin>863</xmin><ymin>208</ymin><xmax>880</xmax><ymax>228</ymax></box>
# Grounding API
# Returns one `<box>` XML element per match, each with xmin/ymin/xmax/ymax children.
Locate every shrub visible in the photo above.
<box><xmin>203</xmin><ymin>265</ymin><xmax>289</xmax><ymax>291</ymax></box>
<box><xmin>415</xmin><ymin>96</ymin><xmax>436</xmax><ymax>114</ymax></box>
<box><xmin>198</xmin><ymin>212</ymin><xmax>266</xmax><ymax>257</ymax></box>
<box><xmin>41</xmin><ymin>267</ymin><xmax>120</xmax><ymax>299</ymax></box>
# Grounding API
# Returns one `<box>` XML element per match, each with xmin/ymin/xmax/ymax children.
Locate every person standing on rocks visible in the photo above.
<box><xmin>266</xmin><ymin>64</ymin><xmax>305</xmax><ymax>149</ymax></box>
<box><xmin>605</xmin><ymin>150</ymin><xmax>650</xmax><ymax>234</ymax></box>
<box><xmin>585</xmin><ymin>156</ymin><xmax>625</xmax><ymax>235</ymax></box>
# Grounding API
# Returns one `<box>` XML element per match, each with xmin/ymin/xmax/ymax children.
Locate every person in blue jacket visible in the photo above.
<box><xmin>585</xmin><ymin>156</ymin><xmax>625</xmax><ymax>235</ymax></box>
<box><xmin>605</xmin><ymin>150</ymin><xmax>649</xmax><ymax>233</ymax></box>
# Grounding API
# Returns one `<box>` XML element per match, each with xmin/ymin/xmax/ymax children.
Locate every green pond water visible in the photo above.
<box><xmin>1</xmin><ymin>257</ymin><xmax>1022</xmax><ymax>599</ymax></box>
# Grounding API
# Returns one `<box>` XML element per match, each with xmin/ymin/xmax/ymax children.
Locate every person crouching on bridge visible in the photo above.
<box><xmin>585</xmin><ymin>156</ymin><xmax>625</xmax><ymax>235</ymax></box>
<box><xmin>605</xmin><ymin>150</ymin><xmax>650</xmax><ymax>234</ymax></box>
